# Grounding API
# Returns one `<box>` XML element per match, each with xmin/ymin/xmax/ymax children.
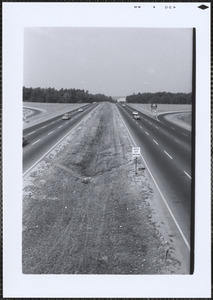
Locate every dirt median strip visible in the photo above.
<box><xmin>23</xmin><ymin>102</ymin><xmax>186</xmax><ymax>274</ymax></box>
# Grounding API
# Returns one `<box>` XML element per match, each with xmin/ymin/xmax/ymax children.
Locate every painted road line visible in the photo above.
<box><xmin>48</xmin><ymin>131</ymin><xmax>54</xmax><ymax>135</ymax></box>
<box><xmin>164</xmin><ymin>150</ymin><xmax>173</xmax><ymax>159</ymax></box>
<box><xmin>155</xmin><ymin>126</ymin><xmax>159</xmax><ymax>129</ymax></box>
<box><xmin>182</xmin><ymin>133</ymin><xmax>188</xmax><ymax>137</ymax></box>
<box><xmin>58</xmin><ymin>125</ymin><xmax>63</xmax><ymax>129</ymax></box>
<box><xmin>26</xmin><ymin>131</ymin><xmax>36</xmax><ymax>136</ymax></box>
<box><xmin>145</xmin><ymin>131</ymin><xmax>149</xmax><ymax>136</ymax></box>
<box><xmin>50</xmin><ymin>121</ymin><xmax>56</xmax><ymax>124</ymax></box>
<box><xmin>23</xmin><ymin>104</ymin><xmax>99</xmax><ymax>178</ymax></box>
<box><xmin>175</xmin><ymin>139</ymin><xmax>181</xmax><ymax>144</ymax></box>
<box><xmin>171</xmin><ymin>126</ymin><xmax>175</xmax><ymax>130</ymax></box>
<box><xmin>184</xmin><ymin>171</ymin><xmax>192</xmax><ymax>179</ymax></box>
<box><xmin>32</xmin><ymin>139</ymin><xmax>41</xmax><ymax>145</ymax></box>
<box><xmin>140</xmin><ymin>126</ymin><xmax>143</xmax><ymax>129</ymax></box>
<box><xmin>41</xmin><ymin>125</ymin><xmax>47</xmax><ymax>129</ymax></box>
<box><xmin>153</xmin><ymin>139</ymin><xmax>159</xmax><ymax>145</ymax></box>
<box><xmin>115</xmin><ymin>105</ymin><xmax>190</xmax><ymax>251</ymax></box>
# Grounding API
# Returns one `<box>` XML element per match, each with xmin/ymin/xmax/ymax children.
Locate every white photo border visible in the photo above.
<box><xmin>3</xmin><ymin>2</ymin><xmax>211</xmax><ymax>298</ymax></box>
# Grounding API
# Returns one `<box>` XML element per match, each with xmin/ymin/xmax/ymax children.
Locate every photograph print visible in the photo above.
<box><xmin>22</xmin><ymin>27</ymin><xmax>194</xmax><ymax>274</ymax></box>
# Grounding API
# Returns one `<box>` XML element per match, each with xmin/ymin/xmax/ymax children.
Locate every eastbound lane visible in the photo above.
<box><xmin>116</xmin><ymin>103</ymin><xmax>193</xmax><ymax>255</ymax></box>
<box><xmin>123</xmin><ymin>105</ymin><xmax>192</xmax><ymax>174</ymax></box>
<box><xmin>23</xmin><ymin>103</ymin><xmax>99</xmax><ymax>174</ymax></box>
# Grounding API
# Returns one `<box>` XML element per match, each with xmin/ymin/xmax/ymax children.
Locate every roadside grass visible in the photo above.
<box><xmin>175</xmin><ymin>113</ymin><xmax>191</xmax><ymax>125</ymax></box>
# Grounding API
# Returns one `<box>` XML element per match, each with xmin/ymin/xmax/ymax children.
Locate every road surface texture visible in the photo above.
<box><xmin>23</xmin><ymin>102</ymin><xmax>188</xmax><ymax>274</ymax></box>
<box><xmin>23</xmin><ymin>103</ymin><xmax>97</xmax><ymax>174</ymax></box>
<box><xmin>116</xmin><ymin>104</ymin><xmax>193</xmax><ymax>266</ymax></box>
<box><xmin>23</xmin><ymin>102</ymin><xmax>89</xmax><ymax>129</ymax></box>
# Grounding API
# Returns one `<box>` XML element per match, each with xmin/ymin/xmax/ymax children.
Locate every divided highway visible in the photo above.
<box><xmin>116</xmin><ymin>103</ymin><xmax>193</xmax><ymax>258</ymax></box>
<box><xmin>23</xmin><ymin>103</ymin><xmax>99</xmax><ymax>175</ymax></box>
<box><xmin>23</xmin><ymin>101</ymin><xmax>193</xmax><ymax>270</ymax></box>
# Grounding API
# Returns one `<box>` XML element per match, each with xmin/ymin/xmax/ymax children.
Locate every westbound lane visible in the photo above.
<box><xmin>23</xmin><ymin>103</ymin><xmax>99</xmax><ymax>174</ymax></box>
<box><xmin>116</xmin><ymin>103</ymin><xmax>193</xmax><ymax>253</ymax></box>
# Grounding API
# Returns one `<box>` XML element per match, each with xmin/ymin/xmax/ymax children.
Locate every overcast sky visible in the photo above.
<box><xmin>24</xmin><ymin>27</ymin><xmax>193</xmax><ymax>97</ymax></box>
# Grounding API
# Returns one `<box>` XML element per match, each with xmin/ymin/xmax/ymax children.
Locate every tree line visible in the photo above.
<box><xmin>23</xmin><ymin>87</ymin><xmax>115</xmax><ymax>103</ymax></box>
<box><xmin>126</xmin><ymin>92</ymin><xmax>192</xmax><ymax>104</ymax></box>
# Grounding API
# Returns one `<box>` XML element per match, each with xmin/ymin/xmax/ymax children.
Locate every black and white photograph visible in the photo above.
<box><xmin>22</xmin><ymin>27</ymin><xmax>194</xmax><ymax>275</ymax></box>
<box><xmin>3</xmin><ymin>2</ymin><xmax>211</xmax><ymax>298</ymax></box>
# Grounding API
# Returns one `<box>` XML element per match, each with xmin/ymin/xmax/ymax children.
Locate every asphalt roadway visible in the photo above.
<box><xmin>23</xmin><ymin>103</ymin><xmax>99</xmax><ymax>175</ymax></box>
<box><xmin>116</xmin><ymin>103</ymin><xmax>193</xmax><ymax>260</ymax></box>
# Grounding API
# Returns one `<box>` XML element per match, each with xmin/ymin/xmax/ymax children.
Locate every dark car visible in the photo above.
<box><xmin>62</xmin><ymin>113</ymin><xmax>71</xmax><ymax>120</ymax></box>
<box><xmin>23</xmin><ymin>137</ymin><xmax>28</xmax><ymax>146</ymax></box>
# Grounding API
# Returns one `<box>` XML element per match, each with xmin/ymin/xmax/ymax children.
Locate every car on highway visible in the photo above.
<box><xmin>122</xmin><ymin>104</ymin><xmax>126</xmax><ymax>107</ymax></box>
<box><xmin>132</xmin><ymin>111</ymin><xmax>140</xmax><ymax>120</ymax></box>
<box><xmin>78</xmin><ymin>108</ymin><xmax>83</xmax><ymax>112</ymax></box>
<box><xmin>23</xmin><ymin>137</ymin><xmax>28</xmax><ymax>147</ymax></box>
<box><xmin>62</xmin><ymin>113</ymin><xmax>71</xmax><ymax>120</ymax></box>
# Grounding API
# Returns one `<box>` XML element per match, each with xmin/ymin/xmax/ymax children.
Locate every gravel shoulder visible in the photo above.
<box><xmin>23</xmin><ymin>102</ymin><xmax>187</xmax><ymax>274</ymax></box>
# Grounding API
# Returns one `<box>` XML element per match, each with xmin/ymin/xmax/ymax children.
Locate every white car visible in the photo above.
<box><xmin>132</xmin><ymin>111</ymin><xmax>140</xmax><ymax>120</ymax></box>
<box><xmin>62</xmin><ymin>113</ymin><xmax>70</xmax><ymax>120</ymax></box>
<box><xmin>78</xmin><ymin>108</ymin><xmax>83</xmax><ymax>112</ymax></box>
<box><xmin>122</xmin><ymin>104</ymin><xmax>126</xmax><ymax>107</ymax></box>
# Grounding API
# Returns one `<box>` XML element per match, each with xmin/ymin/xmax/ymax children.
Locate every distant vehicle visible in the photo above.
<box><xmin>62</xmin><ymin>113</ymin><xmax>70</xmax><ymax>120</ymax></box>
<box><xmin>23</xmin><ymin>137</ymin><xmax>28</xmax><ymax>147</ymax></box>
<box><xmin>78</xmin><ymin>108</ymin><xmax>83</xmax><ymax>112</ymax></box>
<box><xmin>122</xmin><ymin>104</ymin><xmax>126</xmax><ymax>107</ymax></box>
<box><xmin>151</xmin><ymin>103</ymin><xmax>158</xmax><ymax>112</ymax></box>
<box><xmin>132</xmin><ymin>111</ymin><xmax>140</xmax><ymax>120</ymax></box>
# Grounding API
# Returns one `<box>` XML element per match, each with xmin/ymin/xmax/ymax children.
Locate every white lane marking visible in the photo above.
<box><xmin>32</xmin><ymin>139</ymin><xmax>41</xmax><ymax>145</ymax></box>
<box><xmin>23</xmin><ymin>105</ymin><xmax>99</xmax><ymax>178</ymax></box>
<box><xmin>26</xmin><ymin>131</ymin><xmax>36</xmax><ymax>136</ymax></box>
<box><xmin>171</xmin><ymin>126</ymin><xmax>175</xmax><ymax>130</ymax></box>
<box><xmin>115</xmin><ymin>105</ymin><xmax>190</xmax><ymax>251</ymax></box>
<box><xmin>184</xmin><ymin>171</ymin><xmax>192</xmax><ymax>179</ymax></box>
<box><xmin>41</xmin><ymin>125</ymin><xmax>47</xmax><ymax>129</ymax></box>
<box><xmin>65</xmin><ymin>121</ymin><xmax>69</xmax><ymax>124</ymax></box>
<box><xmin>175</xmin><ymin>139</ymin><xmax>181</xmax><ymax>144</ymax></box>
<box><xmin>153</xmin><ymin>139</ymin><xmax>159</xmax><ymax>145</ymax></box>
<box><xmin>145</xmin><ymin>131</ymin><xmax>149</xmax><ymax>135</ymax></box>
<box><xmin>182</xmin><ymin>133</ymin><xmax>188</xmax><ymax>137</ymax></box>
<box><xmin>164</xmin><ymin>150</ymin><xmax>173</xmax><ymax>159</ymax></box>
<box><xmin>50</xmin><ymin>121</ymin><xmax>57</xmax><ymax>125</ymax></box>
<box><xmin>155</xmin><ymin>126</ymin><xmax>159</xmax><ymax>129</ymax></box>
<box><xmin>136</xmin><ymin>122</ymin><xmax>138</xmax><ymax>125</ymax></box>
<box><xmin>140</xmin><ymin>126</ymin><xmax>143</xmax><ymax>129</ymax></box>
<box><xmin>58</xmin><ymin>125</ymin><xmax>63</xmax><ymax>129</ymax></box>
<box><xmin>48</xmin><ymin>131</ymin><xmax>54</xmax><ymax>135</ymax></box>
